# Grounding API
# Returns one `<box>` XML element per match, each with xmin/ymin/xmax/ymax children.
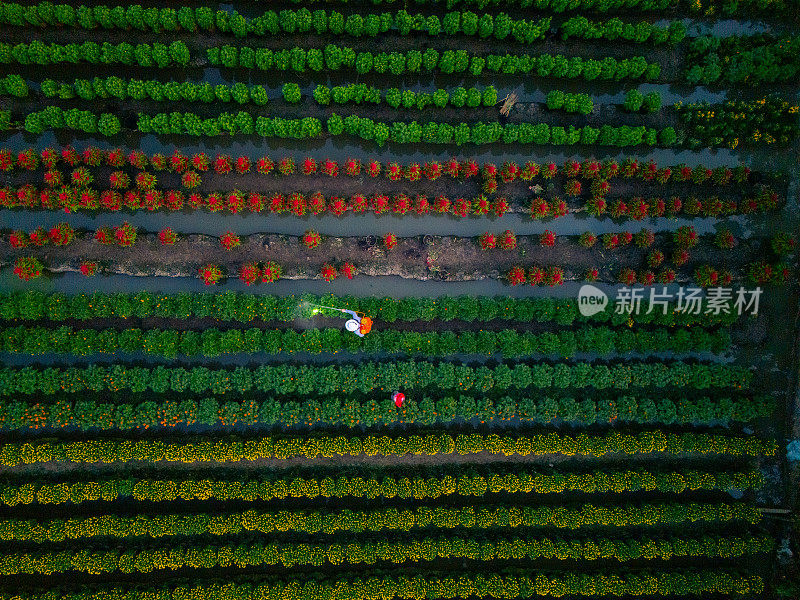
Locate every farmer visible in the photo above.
<box><xmin>342</xmin><ymin>309</ymin><xmax>372</xmax><ymax>338</ymax></box>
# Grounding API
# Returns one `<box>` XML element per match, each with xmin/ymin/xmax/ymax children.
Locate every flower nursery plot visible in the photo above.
<box><xmin>0</xmin><ymin>1</ymin><xmax>799</xmax><ymax>599</ymax></box>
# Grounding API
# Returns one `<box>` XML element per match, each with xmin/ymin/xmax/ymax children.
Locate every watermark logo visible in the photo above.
<box><xmin>578</xmin><ymin>284</ymin><xmax>609</xmax><ymax>317</ymax></box>
<box><xmin>579</xmin><ymin>286</ymin><xmax>762</xmax><ymax>316</ymax></box>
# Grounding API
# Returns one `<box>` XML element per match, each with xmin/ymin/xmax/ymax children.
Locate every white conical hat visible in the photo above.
<box><xmin>345</xmin><ymin>319</ymin><xmax>360</xmax><ymax>332</ymax></box>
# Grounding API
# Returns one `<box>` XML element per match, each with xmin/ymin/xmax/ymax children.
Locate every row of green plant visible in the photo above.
<box><xmin>40</xmin><ymin>77</ymin><xmax>270</xmax><ymax>106</ymax></box>
<box><xmin>0</xmin><ymin>291</ymin><xmax>738</xmax><ymax>327</ymax></box>
<box><xmin>0</xmin><ymin>361</ymin><xmax>753</xmax><ymax>396</ymax></box>
<box><xmin>0</xmin><ymin>40</ymin><xmax>189</xmax><ymax>67</ymax></box>
<box><xmin>545</xmin><ymin>91</ymin><xmax>593</xmax><ymax>115</ymax></box>
<box><xmin>21</xmin><ymin>108</ymin><xmax>121</xmax><ymax>137</ymax></box>
<box><xmin>207</xmin><ymin>44</ymin><xmax>661</xmax><ymax>80</ymax></box>
<box><xmin>685</xmin><ymin>34</ymin><xmax>800</xmax><ymax>85</ymax></box>
<box><xmin>560</xmin><ymin>17</ymin><xmax>685</xmax><ymax>45</ymax></box>
<box><xmin>0</xmin><ymin>568</ymin><xmax>764</xmax><ymax>600</ymax></box>
<box><xmin>312</xmin><ymin>83</ymin><xmax>498</xmax><ymax>110</ymax></box>
<box><xmin>0</xmin><ymin>499</ymin><xmax>762</xmax><ymax>543</ymax></box>
<box><xmin>0</xmin><ymin>430</ymin><xmax>776</xmax><ymax>468</ymax></box>
<box><xmin>0</xmin><ymin>466</ymin><xmax>765</xmax><ymax>507</ymax></box>
<box><xmin>0</xmin><ymin>391</ymin><xmax>768</xmax><ymax>432</ymax></box>
<box><xmin>0</xmin><ymin>325</ymin><xmax>731</xmax><ymax>359</ymax></box>
<box><xmin>0</xmin><ymin>532</ymin><xmax>773</xmax><ymax>576</ymax></box>
<box><xmin>0</xmin><ymin>5</ymin><xmax>552</xmax><ymax>44</ymax></box>
<box><xmin>0</xmin><ymin>74</ymin><xmax>27</xmax><ymax>97</ymax></box>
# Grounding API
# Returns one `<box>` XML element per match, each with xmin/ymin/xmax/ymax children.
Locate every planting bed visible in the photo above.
<box><xmin>0</xmin><ymin>1</ymin><xmax>799</xmax><ymax>600</ymax></box>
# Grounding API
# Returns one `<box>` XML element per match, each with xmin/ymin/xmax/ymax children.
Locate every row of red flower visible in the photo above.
<box><xmin>0</xmin><ymin>185</ymin><xmax>780</xmax><ymax>220</ymax></box>
<box><xmin>2</xmin><ymin>147</ymin><xmax>753</xmax><ymax>186</ymax></box>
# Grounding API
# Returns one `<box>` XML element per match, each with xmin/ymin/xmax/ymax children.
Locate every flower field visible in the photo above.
<box><xmin>0</xmin><ymin>1</ymin><xmax>798</xmax><ymax>599</ymax></box>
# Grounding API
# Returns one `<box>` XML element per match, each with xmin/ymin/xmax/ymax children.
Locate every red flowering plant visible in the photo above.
<box><xmin>127</xmin><ymin>150</ymin><xmax>148</xmax><ymax>169</ymax></box>
<box><xmin>492</xmin><ymin>197</ymin><xmax>510</xmax><ymax>217</ymax></box>
<box><xmin>638</xmin><ymin>270</ymin><xmax>655</xmax><ymax>286</ymax></box>
<box><xmin>29</xmin><ymin>227</ymin><xmax>49</xmax><ymax>246</ymax></box>
<box><xmin>659</xmin><ymin>268</ymin><xmax>676</xmax><ymax>284</ymax></box>
<box><xmin>415</xmin><ymin>195</ymin><xmax>431</xmax><ymax>215</ymax></box>
<box><xmin>345</xmin><ymin>158</ymin><xmax>361</xmax><ymax>176</ymax></box>
<box><xmin>672</xmin><ymin>249</ymin><xmax>690</xmax><ymax>266</ymax></box>
<box><xmin>288</xmin><ymin>193</ymin><xmax>307</xmax><ymax>216</ymax></box>
<box><xmin>371</xmin><ymin>194</ymin><xmax>390</xmax><ymax>215</ymax></box>
<box><xmin>618</xmin><ymin>268</ymin><xmax>637</xmax><ymax>285</ymax></box>
<box><xmin>214</xmin><ymin>155</ymin><xmax>232</xmax><ymax>174</ymax></box>
<box><xmin>621</xmin><ymin>158</ymin><xmax>639</xmax><ymax>178</ymax></box>
<box><xmin>220</xmin><ymin>231</ymin><xmax>241</xmax><ymax>250</ymax></box>
<box><xmin>199</xmin><ymin>264</ymin><xmax>224</xmax><ymax>285</ymax></box>
<box><xmin>328</xmin><ymin>196</ymin><xmax>349</xmax><ymax>217</ymax></box>
<box><xmin>528</xmin><ymin>266</ymin><xmax>545</xmax><ymax>285</ymax></box>
<box><xmin>191</xmin><ymin>153</ymin><xmax>209</xmax><ymax>172</ymax></box>
<box><xmin>9</xmin><ymin>230</ymin><xmax>27</xmax><ymax>248</ymax></box>
<box><xmin>43</xmin><ymin>170</ymin><xmax>62</xmax><ymax>187</ymax></box>
<box><xmin>545</xmin><ymin>267</ymin><xmax>564</xmax><ymax>287</ymax></box>
<box><xmin>383</xmin><ymin>233</ymin><xmax>398</xmax><ymax>250</ymax></box>
<box><xmin>497</xmin><ymin>230</ymin><xmax>517</xmax><ymax>250</ymax></box>
<box><xmin>424</xmin><ymin>161</ymin><xmax>441</xmax><ymax>181</ymax></box>
<box><xmin>261</xmin><ymin>261</ymin><xmax>282</xmax><ymax>282</ymax></box>
<box><xmin>239</xmin><ymin>263</ymin><xmax>260</xmax><ymax>286</ymax></box>
<box><xmin>226</xmin><ymin>192</ymin><xmax>246</xmax><ymax>214</ymax></box>
<box><xmin>109</xmin><ymin>171</ymin><xmax>130</xmax><ymax>190</ymax></box>
<box><xmin>268</xmin><ymin>193</ymin><xmax>285</xmax><ymax>214</ymax></box>
<box><xmin>610</xmin><ymin>200</ymin><xmax>629</xmax><ymax>219</ymax></box>
<box><xmin>14</xmin><ymin>257</ymin><xmax>43</xmax><ymax>281</ymax></box>
<box><xmin>42</xmin><ymin>147</ymin><xmax>60</xmax><ymax>169</ymax></box>
<box><xmin>530</xmin><ymin>197</ymin><xmax>549</xmax><ymax>220</ymax></box>
<box><xmin>500</xmin><ymin>162</ymin><xmax>519</xmax><ymax>183</ymax></box>
<box><xmin>715</xmin><ymin>229</ymin><xmax>736</xmax><ymax>250</ymax></box>
<box><xmin>578</xmin><ymin>232</ymin><xmax>597</xmax><ymax>248</ymax></box>
<box><xmin>169</xmin><ymin>151</ymin><xmax>188</xmax><ymax>173</ymax></box>
<box><xmin>472</xmin><ymin>196</ymin><xmax>491</xmax><ymax>216</ymax></box>
<box><xmin>772</xmin><ymin>232</ymin><xmax>796</xmax><ymax>255</ymax></box>
<box><xmin>302</xmin><ymin>157</ymin><xmax>317</xmax><ymax>175</ymax></box>
<box><xmin>149</xmin><ymin>153</ymin><xmax>167</xmax><ymax>171</ymax></box>
<box><xmin>433</xmin><ymin>196</ymin><xmax>450</xmax><ymax>214</ymax></box>
<box><xmin>366</xmin><ymin>160</ymin><xmax>381</xmax><ymax>177</ymax></box>
<box><xmin>322</xmin><ymin>159</ymin><xmax>338</xmax><ymax>177</ymax></box>
<box><xmin>114</xmin><ymin>222</ymin><xmax>137</xmax><ymax>247</ymax></box>
<box><xmin>82</xmin><ymin>147</ymin><xmax>103</xmax><ymax>166</ymax></box>
<box><xmin>181</xmin><ymin>171</ymin><xmax>201</xmax><ymax>189</ymax></box>
<box><xmin>648</xmin><ymin>250</ymin><xmax>665</xmax><ymax>268</ymax></box>
<box><xmin>0</xmin><ymin>149</ymin><xmax>13</xmax><ymax>171</ymax></box>
<box><xmin>550</xmin><ymin>198</ymin><xmax>568</xmax><ymax>218</ymax></box>
<box><xmin>694</xmin><ymin>264</ymin><xmax>719</xmax><ymax>287</ymax></box>
<box><xmin>256</xmin><ymin>157</ymin><xmax>274</xmax><ymax>175</ymax></box>
<box><xmin>674</xmin><ymin>225</ymin><xmax>698</xmax><ymax>249</ymax></box>
<box><xmin>406</xmin><ymin>163</ymin><xmax>421</xmax><ymax>182</ymax></box>
<box><xmin>564</xmin><ymin>179</ymin><xmax>582</xmax><ymax>197</ymax></box>
<box><xmin>540</xmin><ymin>230</ymin><xmax>556</xmax><ymax>247</ymax></box>
<box><xmin>634</xmin><ymin>229</ymin><xmax>655</xmax><ymax>248</ymax></box>
<box><xmin>387</xmin><ymin>162</ymin><xmax>402</xmax><ymax>181</ymax></box>
<box><xmin>308</xmin><ymin>192</ymin><xmax>327</xmax><ymax>215</ymax></box>
<box><xmin>159</xmin><ymin>227</ymin><xmax>178</xmax><ymax>245</ymax></box>
<box><xmin>48</xmin><ymin>223</ymin><xmax>75</xmax><ymax>246</ymax></box>
<box><xmin>542</xmin><ymin>162</ymin><xmax>558</xmax><ymax>179</ymax></box>
<box><xmin>235</xmin><ymin>156</ymin><xmax>251</xmax><ymax>174</ymax></box>
<box><xmin>591</xmin><ymin>179</ymin><xmax>610</xmax><ymax>196</ymax></box>
<box><xmin>392</xmin><ymin>194</ymin><xmax>412</xmax><ymax>215</ymax></box>
<box><xmin>248</xmin><ymin>193</ymin><xmax>264</xmax><ymax>213</ymax></box>
<box><xmin>341</xmin><ymin>262</ymin><xmax>356</xmax><ymax>279</ymax></box>
<box><xmin>482</xmin><ymin>163</ymin><xmax>498</xmax><ymax>179</ymax></box>
<box><xmin>321</xmin><ymin>264</ymin><xmax>338</xmax><ymax>282</ymax></box>
<box><xmin>563</xmin><ymin>159</ymin><xmax>581</xmax><ymax>178</ymax></box>
<box><xmin>629</xmin><ymin>198</ymin><xmax>650</xmax><ymax>220</ymax></box>
<box><xmin>303</xmin><ymin>229</ymin><xmax>322</xmax><ymax>249</ymax></box>
<box><xmin>482</xmin><ymin>178</ymin><xmax>498</xmax><ymax>195</ymax></box>
<box><xmin>620</xmin><ymin>231</ymin><xmax>633</xmax><ymax>246</ymax></box>
<box><xmin>585</xmin><ymin>267</ymin><xmax>599</xmax><ymax>281</ymax></box>
<box><xmin>479</xmin><ymin>232</ymin><xmax>496</xmax><ymax>250</ymax></box>
<box><xmin>586</xmin><ymin>196</ymin><xmax>607</xmax><ymax>216</ymax></box>
<box><xmin>443</xmin><ymin>158</ymin><xmax>460</xmax><ymax>178</ymax></box>
<box><xmin>520</xmin><ymin>161</ymin><xmax>539</xmax><ymax>181</ymax></box>
<box><xmin>461</xmin><ymin>159</ymin><xmax>479</xmax><ymax>178</ymax></box>
<box><xmin>80</xmin><ymin>261</ymin><xmax>98</xmax><ymax>277</ymax></box>
<box><xmin>602</xmin><ymin>233</ymin><xmax>620</xmax><ymax>250</ymax></box>
<box><xmin>582</xmin><ymin>160</ymin><xmax>601</xmax><ymax>179</ymax></box>
<box><xmin>135</xmin><ymin>172</ymin><xmax>156</xmax><ymax>190</ymax></box>
<box><xmin>71</xmin><ymin>167</ymin><xmax>93</xmax><ymax>187</ymax></box>
<box><xmin>351</xmin><ymin>194</ymin><xmax>368</xmax><ymax>213</ymax></box>
<box><xmin>747</xmin><ymin>261</ymin><xmax>774</xmax><ymax>284</ymax></box>
<box><xmin>452</xmin><ymin>197</ymin><xmax>470</xmax><ymax>218</ymax></box>
<box><xmin>507</xmin><ymin>266</ymin><xmax>526</xmax><ymax>286</ymax></box>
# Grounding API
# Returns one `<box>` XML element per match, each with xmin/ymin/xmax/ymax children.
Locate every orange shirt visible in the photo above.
<box><xmin>359</xmin><ymin>317</ymin><xmax>372</xmax><ymax>334</ymax></box>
